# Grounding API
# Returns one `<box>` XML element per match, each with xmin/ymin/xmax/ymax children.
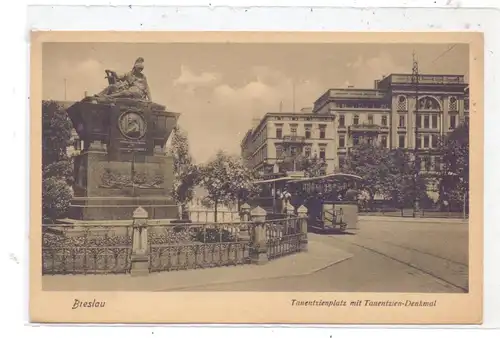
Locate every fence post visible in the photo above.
<box><xmin>297</xmin><ymin>205</ymin><xmax>309</xmax><ymax>252</ymax></box>
<box><xmin>250</xmin><ymin>206</ymin><xmax>268</xmax><ymax>265</ymax></box>
<box><xmin>285</xmin><ymin>203</ymin><xmax>295</xmax><ymax>236</ymax></box>
<box><xmin>130</xmin><ymin>206</ymin><xmax>150</xmax><ymax>276</ymax></box>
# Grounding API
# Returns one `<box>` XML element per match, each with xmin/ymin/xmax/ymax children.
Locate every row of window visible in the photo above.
<box><xmin>339</xmin><ymin>113</ymin><xmax>458</xmax><ymax>129</ymax></box>
<box><xmin>276</xmin><ymin>145</ymin><xmax>327</xmax><ymax>160</ymax></box>
<box><xmin>337</xmin><ymin>133</ymin><xmax>441</xmax><ymax>149</ymax></box>
<box><xmin>339</xmin><ymin>114</ymin><xmax>388</xmax><ymax>127</ymax></box>
<box><xmin>275</xmin><ymin>124</ymin><xmax>327</xmax><ymax>139</ymax></box>
<box><xmin>416</xmin><ymin>114</ymin><xmax>438</xmax><ymax>129</ymax></box>
<box><xmin>273</xmin><ymin>116</ymin><xmax>331</xmax><ymax>122</ymax></box>
<box><xmin>336</xmin><ymin>95</ymin><xmax>465</xmax><ymax>113</ymax></box>
<box><xmin>337</xmin><ymin>103</ymin><xmax>390</xmax><ymax>109</ymax></box>
<box><xmin>396</xmin><ymin>134</ymin><xmax>441</xmax><ymax>149</ymax></box>
<box><xmin>338</xmin><ymin>154</ymin><xmax>442</xmax><ymax>172</ymax></box>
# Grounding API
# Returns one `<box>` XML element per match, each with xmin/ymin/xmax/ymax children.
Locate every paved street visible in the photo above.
<box><xmin>178</xmin><ymin>219</ymin><xmax>469</xmax><ymax>293</ymax></box>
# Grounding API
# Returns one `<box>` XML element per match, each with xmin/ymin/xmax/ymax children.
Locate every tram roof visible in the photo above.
<box><xmin>252</xmin><ymin>176</ymin><xmax>298</xmax><ymax>184</ymax></box>
<box><xmin>288</xmin><ymin>173</ymin><xmax>364</xmax><ymax>183</ymax></box>
<box><xmin>252</xmin><ymin>172</ymin><xmax>363</xmax><ymax>184</ymax></box>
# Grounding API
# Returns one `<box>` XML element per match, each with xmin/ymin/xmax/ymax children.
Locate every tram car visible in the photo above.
<box><xmin>249</xmin><ymin>172</ymin><xmax>363</xmax><ymax>232</ymax></box>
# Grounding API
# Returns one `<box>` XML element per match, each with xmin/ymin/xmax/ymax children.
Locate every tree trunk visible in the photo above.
<box><xmin>214</xmin><ymin>200</ymin><xmax>218</xmax><ymax>223</ymax></box>
<box><xmin>177</xmin><ymin>204</ymin><xmax>183</xmax><ymax>220</ymax></box>
<box><xmin>181</xmin><ymin>201</ymin><xmax>189</xmax><ymax>220</ymax></box>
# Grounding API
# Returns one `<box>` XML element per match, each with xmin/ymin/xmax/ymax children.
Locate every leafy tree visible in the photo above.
<box><xmin>437</xmin><ymin>122</ymin><xmax>469</xmax><ymax>211</ymax></box>
<box><xmin>42</xmin><ymin>177</ymin><xmax>73</xmax><ymax>222</ymax></box>
<box><xmin>342</xmin><ymin>142</ymin><xmax>392</xmax><ymax>206</ymax></box>
<box><xmin>42</xmin><ymin>100</ymin><xmax>74</xmax><ymax>222</ymax></box>
<box><xmin>200</xmin><ymin>151</ymin><xmax>259</xmax><ymax>222</ymax></box>
<box><xmin>386</xmin><ymin>148</ymin><xmax>428</xmax><ymax>211</ymax></box>
<box><xmin>168</xmin><ymin>126</ymin><xmax>200</xmax><ymax>219</ymax></box>
<box><xmin>279</xmin><ymin>152</ymin><xmax>301</xmax><ymax>173</ymax></box>
<box><xmin>296</xmin><ymin>154</ymin><xmax>327</xmax><ymax>177</ymax></box>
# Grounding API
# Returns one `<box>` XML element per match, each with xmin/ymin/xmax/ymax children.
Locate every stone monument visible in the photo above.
<box><xmin>66</xmin><ymin>57</ymin><xmax>180</xmax><ymax>221</ymax></box>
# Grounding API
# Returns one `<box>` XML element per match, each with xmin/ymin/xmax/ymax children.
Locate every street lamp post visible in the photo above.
<box><xmin>411</xmin><ymin>52</ymin><xmax>420</xmax><ymax>218</ymax></box>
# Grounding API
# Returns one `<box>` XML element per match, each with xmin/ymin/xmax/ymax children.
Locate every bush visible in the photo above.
<box><xmin>191</xmin><ymin>228</ymin><xmax>236</xmax><ymax>243</ymax></box>
<box><xmin>42</xmin><ymin>177</ymin><xmax>73</xmax><ymax>222</ymax></box>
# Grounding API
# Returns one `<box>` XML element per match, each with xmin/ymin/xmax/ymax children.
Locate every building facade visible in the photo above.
<box><xmin>240</xmin><ymin>109</ymin><xmax>337</xmax><ymax>176</ymax></box>
<box><xmin>313</xmin><ymin>74</ymin><xmax>469</xmax><ymax>172</ymax></box>
<box><xmin>241</xmin><ymin>73</ymin><xmax>469</xmax><ymax>192</ymax></box>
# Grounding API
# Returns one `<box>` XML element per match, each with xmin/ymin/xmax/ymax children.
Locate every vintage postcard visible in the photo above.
<box><xmin>30</xmin><ymin>31</ymin><xmax>483</xmax><ymax>324</ymax></box>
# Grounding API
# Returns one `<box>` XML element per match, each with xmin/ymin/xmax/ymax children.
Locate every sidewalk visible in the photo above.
<box><xmin>42</xmin><ymin>234</ymin><xmax>353</xmax><ymax>292</ymax></box>
<box><xmin>359</xmin><ymin>215</ymin><xmax>468</xmax><ymax>224</ymax></box>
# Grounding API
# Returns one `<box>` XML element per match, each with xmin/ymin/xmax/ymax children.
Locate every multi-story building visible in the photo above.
<box><xmin>313</xmin><ymin>74</ymin><xmax>469</xmax><ymax>172</ymax></box>
<box><xmin>241</xmin><ymin>73</ymin><xmax>469</xmax><ymax>192</ymax></box>
<box><xmin>240</xmin><ymin>108</ymin><xmax>337</xmax><ymax>176</ymax></box>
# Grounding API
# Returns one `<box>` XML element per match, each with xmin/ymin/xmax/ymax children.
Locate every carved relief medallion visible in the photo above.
<box><xmin>118</xmin><ymin>111</ymin><xmax>147</xmax><ymax>139</ymax></box>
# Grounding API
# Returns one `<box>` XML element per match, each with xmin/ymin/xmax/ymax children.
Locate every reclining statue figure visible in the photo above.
<box><xmin>95</xmin><ymin>57</ymin><xmax>152</xmax><ymax>101</ymax></box>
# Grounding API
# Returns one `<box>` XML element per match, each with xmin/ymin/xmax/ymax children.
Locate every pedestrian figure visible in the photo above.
<box><xmin>280</xmin><ymin>188</ymin><xmax>292</xmax><ymax>214</ymax></box>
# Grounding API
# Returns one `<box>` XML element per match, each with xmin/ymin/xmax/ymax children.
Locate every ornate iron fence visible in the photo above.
<box><xmin>41</xmin><ymin>205</ymin><xmax>309</xmax><ymax>275</ymax></box>
<box><xmin>42</xmin><ymin>224</ymin><xmax>133</xmax><ymax>275</ymax></box>
<box><xmin>148</xmin><ymin>222</ymin><xmax>251</xmax><ymax>272</ymax></box>
<box><xmin>265</xmin><ymin>217</ymin><xmax>303</xmax><ymax>260</ymax></box>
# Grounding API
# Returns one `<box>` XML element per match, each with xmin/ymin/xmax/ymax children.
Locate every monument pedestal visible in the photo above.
<box><xmin>66</xmin><ymin>97</ymin><xmax>181</xmax><ymax>221</ymax></box>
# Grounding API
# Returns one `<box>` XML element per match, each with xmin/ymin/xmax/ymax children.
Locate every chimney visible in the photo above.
<box><xmin>84</xmin><ymin>91</ymin><xmax>88</xmax><ymax>97</ymax></box>
<box><xmin>374</xmin><ymin>80</ymin><xmax>380</xmax><ymax>89</ymax></box>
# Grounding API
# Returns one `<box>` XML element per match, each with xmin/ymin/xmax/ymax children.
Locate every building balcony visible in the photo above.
<box><xmin>282</xmin><ymin>135</ymin><xmax>306</xmax><ymax>144</ymax></box>
<box><xmin>348</xmin><ymin>123</ymin><xmax>384</xmax><ymax>134</ymax></box>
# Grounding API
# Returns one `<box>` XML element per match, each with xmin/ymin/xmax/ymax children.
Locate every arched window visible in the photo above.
<box><xmin>418</xmin><ymin>96</ymin><xmax>441</xmax><ymax>111</ymax></box>
<box><xmin>397</xmin><ymin>95</ymin><xmax>407</xmax><ymax>111</ymax></box>
<box><xmin>449</xmin><ymin>97</ymin><xmax>458</xmax><ymax>111</ymax></box>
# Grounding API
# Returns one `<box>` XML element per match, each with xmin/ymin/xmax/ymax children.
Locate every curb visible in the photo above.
<box><xmin>156</xmin><ymin>253</ymin><xmax>353</xmax><ymax>291</ymax></box>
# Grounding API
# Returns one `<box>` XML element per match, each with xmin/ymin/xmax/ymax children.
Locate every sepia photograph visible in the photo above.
<box><xmin>30</xmin><ymin>31</ymin><xmax>483</xmax><ymax>324</ymax></box>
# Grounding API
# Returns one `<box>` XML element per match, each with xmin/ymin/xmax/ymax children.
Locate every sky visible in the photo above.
<box><xmin>42</xmin><ymin>42</ymin><xmax>469</xmax><ymax>163</ymax></box>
